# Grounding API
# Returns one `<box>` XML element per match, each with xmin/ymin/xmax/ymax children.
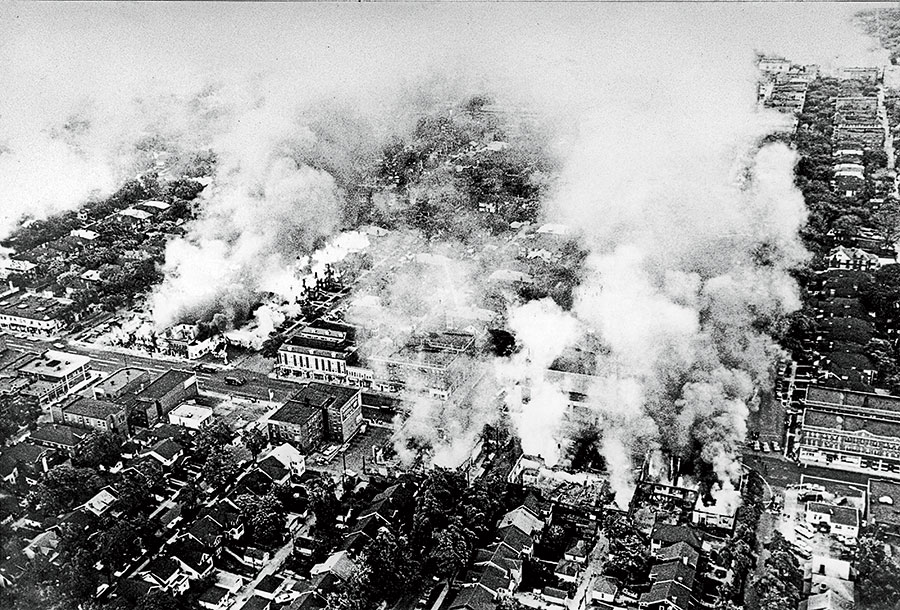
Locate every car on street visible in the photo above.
<box><xmin>224</xmin><ymin>376</ymin><xmax>247</xmax><ymax>386</ymax></box>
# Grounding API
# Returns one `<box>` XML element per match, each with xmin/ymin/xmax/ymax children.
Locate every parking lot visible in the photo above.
<box><xmin>307</xmin><ymin>425</ymin><xmax>394</xmax><ymax>476</ymax></box>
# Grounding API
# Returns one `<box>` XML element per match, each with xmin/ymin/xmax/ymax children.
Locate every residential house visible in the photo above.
<box><xmin>146</xmin><ymin>438</ymin><xmax>184</xmax><ymax>467</ymax></box>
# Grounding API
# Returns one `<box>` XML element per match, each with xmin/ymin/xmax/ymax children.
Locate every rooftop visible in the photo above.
<box><xmin>136</xmin><ymin>369</ymin><xmax>195</xmax><ymax>402</ymax></box>
<box><xmin>169</xmin><ymin>403</ymin><xmax>213</xmax><ymax>421</ymax></box>
<box><xmin>63</xmin><ymin>396</ymin><xmax>123</xmax><ymax>420</ymax></box>
<box><xmin>29</xmin><ymin>423</ymin><xmax>90</xmax><ymax>447</ymax></box>
<box><xmin>18</xmin><ymin>350</ymin><xmax>90</xmax><ymax>379</ymax></box>
<box><xmin>807</xmin><ymin>502</ymin><xmax>860</xmax><ymax>528</ymax></box>
<box><xmin>93</xmin><ymin>367</ymin><xmax>148</xmax><ymax>397</ymax></box>
<box><xmin>868</xmin><ymin>479</ymin><xmax>900</xmax><ymax>527</ymax></box>
<box><xmin>0</xmin><ymin>293</ymin><xmax>66</xmax><ymax>322</ymax></box>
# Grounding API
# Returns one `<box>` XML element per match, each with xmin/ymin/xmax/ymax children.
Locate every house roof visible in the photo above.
<box><xmin>650</xmin><ymin>524</ymin><xmax>702</xmax><ymax>550</ymax></box>
<box><xmin>592</xmin><ymin>576</ymin><xmax>619</xmax><ymax>597</ymax></box>
<box><xmin>650</xmin><ymin>559</ymin><xmax>696</xmax><ymax>590</ymax></box>
<box><xmin>495</xmin><ymin>524</ymin><xmax>533</xmax><ymax>555</ymax></box>
<box><xmin>239</xmin><ymin>596</ymin><xmax>271</xmax><ymax>610</ymax></box>
<box><xmin>144</xmin><ymin>556</ymin><xmax>181</xmax><ymax>582</ymax></box>
<box><xmin>640</xmin><ymin>579</ymin><xmax>692</xmax><ymax>610</ymax></box>
<box><xmin>255</xmin><ymin>574</ymin><xmax>285</xmax><ymax>594</ymax></box>
<box><xmin>198</xmin><ymin>585</ymin><xmax>231</xmax><ymax>605</ymax></box>
<box><xmin>188</xmin><ymin>515</ymin><xmax>223</xmax><ymax>547</ymax></box>
<box><xmin>29</xmin><ymin>423</ymin><xmax>90</xmax><ymax>448</ymax></box>
<box><xmin>448</xmin><ymin>583</ymin><xmax>496</xmax><ymax>610</ymax></box>
<box><xmin>658</xmin><ymin>541</ymin><xmax>700</xmax><ymax>568</ymax></box>
<box><xmin>555</xmin><ymin>558</ymin><xmax>581</xmax><ymax>577</ymax></box>
<box><xmin>149</xmin><ymin>438</ymin><xmax>183</xmax><ymax>461</ymax></box>
<box><xmin>498</xmin><ymin>506</ymin><xmax>543</xmax><ymax>536</ymax></box>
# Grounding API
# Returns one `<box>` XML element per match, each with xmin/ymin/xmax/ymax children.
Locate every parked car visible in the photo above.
<box><xmin>194</xmin><ymin>363</ymin><xmax>217</xmax><ymax>374</ymax></box>
<box><xmin>224</xmin><ymin>376</ymin><xmax>247</xmax><ymax>386</ymax></box>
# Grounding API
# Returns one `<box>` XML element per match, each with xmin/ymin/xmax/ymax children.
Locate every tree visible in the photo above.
<box><xmin>134</xmin><ymin>590</ymin><xmax>180</xmax><ymax>610</ymax></box>
<box><xmin>365</xmin><ymin>529</ymin><xmax>422</xmax><ymax>602</ymax></box>
<box><xmin>856</xmin><ymin>535</ymin><xmax>900</xmax><ymax>610</ymax></box>
<box><xmin>243</xmin><ymin>427</ymin><xmax>268</xmax><ymax>460</ymax></box>
<box><xmin>202</xmin><ymin>445</ymin><xmax>242</xmax><ymax>489</ymax></box>
<box><xmin>73</xmin><ymin>431</ymin><xmax>123</xmax><ymax>469</ymax></box>
<box><xmin>428</xmin><ymin>521</ymin><xmax>470</xmax><ymax>578</ymax></box>
<box><xmin>238</xmin><ymin>492</ymin><xmax>287</xmax><ymax>548</ymax></box>
<box><xmin>305</xmin><ymin>475</ymin><xmax>341</xmax><ymax>539</ymax></box>
<box><xmin>195</xmin><ymin>418</ymin><xmax>234</xmax><ymax>455</ymax></box>
<box><xmin>95</xmin><ymin>516</ymin><xmax>150</xmax><ymax>579</ymax></box>
<box><xmin>28</xmin><ymin>465</ymin><xmax>103</xmax><ymax>514</ymax></box>
<box><xmin>117</xmin><ymin>461</ymin><xmax>163</xmax><ymax>514</ymax></box>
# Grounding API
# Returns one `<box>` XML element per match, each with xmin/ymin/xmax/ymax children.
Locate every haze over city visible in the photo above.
<box><xmin>1</xmin><ymin>4</ymin><xmax>900</xmax><ymax>610</ymax></box>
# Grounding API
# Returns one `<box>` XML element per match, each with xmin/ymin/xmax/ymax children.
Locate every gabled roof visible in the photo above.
<box><xmin>188</xmin><ymin>515</ymin><xmax>223</xmax><ymax>547</ymax></box>
<box><xmin>148</xmin><ymin>438</ymin><xmax>183</xmax><ymax>462</ymax></box>
<box><xmin>29</xmin><ymin>423</ymin><xmax>90</xmax><ymax>448</ymax></box>
<box><xmin>657</xmin><ymin>541</ymin><xmax>700</xmax><ymax>568</ymax></box>
<box><xmin>650</xmin><ymin>524</ymin><xmax>702</xmax><ymax>550</ymax></box>
<box><xmin>448</xmin><ymin>583</ymin><xmax>496</xmax><ymax>610</ymax></box>
<box><xmin>257</xmin><ymin>455</ymin><xmax>290</xmax><ymax>482</ymax></box>
<box><xmin>255</xmin><ymin>574</ymin><xmax>285</xmax><ymax>594</ymax></box>
<box><xmin>555</xmin><ymin>558</ymin><xmax>580</xmax><ymax>577</ymax></box>
<box><xmin>144</xmin><ymin>556</ymin><xmax>181</xmax><ymax>582</ymax></box>
<box><xmin>494</xmin><ymin>524</ymin><xmax>533</xmax><ymax>555</ymax></box>
<box><xmin>498</xmin><ymin>506</ymin><xmax>543</xmax><ymax>537</ymax></box>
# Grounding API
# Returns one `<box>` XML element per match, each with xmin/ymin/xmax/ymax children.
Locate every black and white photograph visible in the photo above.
<box><xmin>1</xmin><ymin>3</ymin><xmax>899</xmax><ymax>610</ymax></box>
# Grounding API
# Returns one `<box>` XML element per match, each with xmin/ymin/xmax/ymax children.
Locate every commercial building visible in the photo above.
<box><xmin>266</xmin><ymin>382</ymin><xmax>362</xmax><ymax>449</ymax></box>
<box><xmin>798</xmin><ymin>386</ymin><xmax>900</xmax><ymax>479</ymax></box>
<box><xmin>92</xmin><ymin>367</ymin><xmax>150</xmax><ymax>401</ymax></box>
<box><xmin>265</xmin><ymin>398</ymin><xmax>325</xmax><ymax>452</ymax></box>
<box><xmin>17</xmin><ymin>350</ymin><xmax>91</xmax><ymax>404</ymax></box>
<box><xmin>132</xmin><ymin>369</ymin><xmax>198</xmax><ymax>429</ymax></box>
<box><xmin>53</xmin><ymin>396</ymin><xmax>129</xmax><ymax>435</ymax></box>
<box><xmin>168</xmin><ymin>403</ymin><xmax>214</xmax><ymax>430</ymax></box>
<box><xmin>275</xmin><ymin>321</ymin><xmax>359</xmax><ymax>384</ymax></box>
<box><xmin>367</xmin><ymin>330</ymin><xmax>476</xmax><ymax>399</ymax></box>
<box><xmin>0</xmin><ymin>292</ymin><xmax>66</xmax><ymax>336</ymax></box>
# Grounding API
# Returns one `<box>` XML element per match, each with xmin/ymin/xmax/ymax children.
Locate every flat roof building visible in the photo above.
<box><xmin>132</xmin><ymin>369</ymin><xmax>198</xmax><ymax>429</ymax></box>
<box><xmin>17</xmin><ymin>350</ymin><xmax>91</xmax><ymax>403</ymax></box>
<box><xmin>798</xmin><ymin>386</ymin><xmax>900</xmax><ymax>479</ymax></box>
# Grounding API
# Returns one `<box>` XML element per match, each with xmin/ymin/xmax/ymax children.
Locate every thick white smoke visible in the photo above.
<box><xmin>509</xmin><ymin>75</ymin><xmax>810</xmax><ymax>500</ymax></box>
